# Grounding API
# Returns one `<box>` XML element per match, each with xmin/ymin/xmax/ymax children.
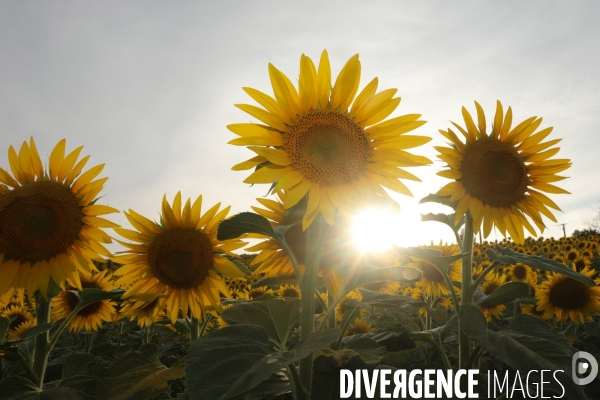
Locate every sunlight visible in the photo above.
<box><xmin>351</xmin><ymin>208</ymin><xmax>400</xmax><ymax>252</ymax></box>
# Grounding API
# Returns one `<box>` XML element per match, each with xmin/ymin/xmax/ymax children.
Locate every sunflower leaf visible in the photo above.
<box><xmin>349</xmin><ymin>289</ymin><xmax>426</xmax><ymax>309</ymax></box>
<box><xmin>72</xmin><ymin>288</ymin><xmax>124</xmax><ymax>312</ymax></box>
<box><xmin>95</xmin><ymin>344</ymin><xmax>185</xmax><ymax>400</ymax></box>
<box><xmin>0</xmin><ymin>316</ymin><xmax>10</xmax><ymax>344</ymax></box>
<box><xmin>220</xmin><ymin>298</ymin><xmax>301</xmax><ymax>346</ymax></box>
<box><xmin>186</xmin><ymin>324</ymin><xmax>339</xmax><ymax>400</ymax></box>
<box><xmin>396</xmin><ymin>246</ymin><xmax>469</xmax><ymax>275</ymax></box>
<box><xmin>217</xmin><ymin>212</ymin><xmax>276</xmax><ymax>240</ymax></box>
<box><xmin>460</xmin><ymin>305</ymin><xmax>588</xmax><ymax>400</ymax></box>
<box><xmin>21</xmin><ymin>323</ymin><xmax>54</xmax><ymax>341</ymax></box>
<box><xmin>475</xmin><ymin>281</ymin><xmax>531</xmax><ymax>307</ymax></box>
<box><xmin>421</xmin><ymin>212</ymin><xmax>465</xmax><ymax>232</ymax></box>
<box><xmin>419</xmin><ymin>193</ymin><xmax>457</xmax><ymax>208</ymax></box>
<box><xmin>487</xmin><ymin>246</ymin><xmax>595</xmax><ymax>285</ymax></box>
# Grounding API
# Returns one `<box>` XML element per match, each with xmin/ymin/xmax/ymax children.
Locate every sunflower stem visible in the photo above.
<box><xmin>327</xmin><ymin>293</ymin><xmax>336</xmax><ymax>329</ymax></box>
<box><xmin>190</xmin><ymin>317</ymin><xmax>200</xmax><ymax>341</ymax></box>
<box><xmin>84</xmin><ymin>333</ymin><xmax>94</xmax><ymax>353</ymax></box>
<box><xmin>32</xmin><ymin>296</ymin><xmax>51</xmax><ymax>388</ymax></box>
<box><xmin>298</xmin><ymin>214</ymin><xmax>326</xmax><ymax>398</ymax></box>
<box><xmin>199</xmin><ymin>313</ymin><xmax>213</xmax><ymax>337</ymax></box>
<box><xmin>458</xmin><ymin>212</ymin><xmax>474</xmax><ymax>370</ymax></box>
<box><xmin>332</xmin><ymin>307</ymin><xmax>359</xmax><ymax>351</ymax></box>
<box><xmin>472</xmin><ymin>261</ymin><xmax>499</xmax><ymax>289</ymax></box>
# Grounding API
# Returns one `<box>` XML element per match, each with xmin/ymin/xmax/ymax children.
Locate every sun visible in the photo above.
<box><xmin>351</xmin><ymin>208</ymin><xmax>399</xmax><ymax>252</ymax></box>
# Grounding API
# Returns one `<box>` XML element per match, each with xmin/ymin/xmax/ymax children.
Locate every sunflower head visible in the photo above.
<box><xmin>0</xmin><ymin>138</ymin><xmax>119</xmax><ymax>298</ymax></box>
<box><xmin>277</xmin><ymin>284</ymin><xmax>301</xmax><ymax>299</ymax></box>
<box><xmin>344</xmin><ymin>318</ymin><xmax>375</xmax><ymax>336</ymax></box>
<box><xmin>230</xmin><ymin>50</ymin><xmax>431</xmax><ymax>229</ymax></box>
<box><xmin>113</xmin><ymin>192</ymin><xmax>247</xmax><ymax>322</ymax></box>
<box><xmin>436</xmin><ymin>101</ymin><xmax>571</xmax><ymax>244</ymax></box>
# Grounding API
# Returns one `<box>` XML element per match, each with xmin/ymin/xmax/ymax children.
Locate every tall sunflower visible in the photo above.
<box><xmin>230</xmin><ymin>50</ymin><xmax>431</xmax><ymax>229</ymax></box>
<box><xmin>113</xmin><ymin>192</ymin><xmax>247</xmax><ymax>322</ymax></box>
<box><xmin>0</xmin><ymin>138</ymin><xmax>118</xmax><ymax>298</ymax></box>
<box><xmin>410</xmin><ymin>242</ymin><xmax>461</xmax><ymax>297</ymax></box>
<box><xmin>436</xmin><ymin>101</ymin><xmax>571</xmax><ymax>244</ymax></box>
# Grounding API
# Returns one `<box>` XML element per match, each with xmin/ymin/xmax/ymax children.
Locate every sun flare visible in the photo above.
<box><xmin>351</xmin><ymin>208</ymin><xmax>399</xmax><ymax>252</ymax></box>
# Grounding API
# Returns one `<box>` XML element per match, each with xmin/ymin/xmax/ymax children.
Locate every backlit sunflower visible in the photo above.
<box><xmin>113</xmin><ymin>193</ymin><xmax>247</xmax><ymax>322</ymax></box>
<box><xmin>345</xmin><ymin>318</ymin><xmax>375</xmax><ymax>336</ymax></box>
<box><xmin>249</xmin><ymin>191</ymin><xmax>349</xmax><ymax>298</ymax></box>
<box><xmin>230</xmin><ymin>50</ymin><xmax>431</xmax><ymax>229</ymax></box>
<box><xmin>0</xmin><ymin>138</ymin><xmax>118</xmax><ymax>298</ymax></box>
<box><xmin>335</xmin><ymin>289</ymin><xmax>364</xmax><ymax>321</ymax></box>
<box><xmin>1</xmin><ymin>304</ymin><xmax>35</xmax><ymax>339</ymax></box>
<box><xmin>52</xmin><ymin>270</ymin><xmax>116</xmax><ymax>332</ymax></box>
<box><xmin>537</xmin><ymin>268</ymin><xmax>600</xmax><ymax>324</ymax></box>
<box><xmin>411</xmin><ymin>242</ymin><xmax>461</xmax><ymax>297</ymax></box>
<box><xmin>277</xmin><ymin>284</ymin><xmax>301</xmax><ymax>299</ymax></box>
<box><xmin>436</xmin><ymin>101</ymin><xmax>571</xmax><ymax>244</ymax></box>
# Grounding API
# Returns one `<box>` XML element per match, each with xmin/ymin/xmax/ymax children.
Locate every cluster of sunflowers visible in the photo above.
<box><xmin>0</xmin><ymin>50</ymin><xmax>592</xmax><ymax>399</ymax></box>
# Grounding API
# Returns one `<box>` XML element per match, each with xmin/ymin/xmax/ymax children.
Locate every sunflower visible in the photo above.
<box><xmin>1</xmin><ymin>304</ymin><xmax>35</xmax><ymax>338</ymax></box>
<box><xmin>249</xmin><ymin>191</ymin><xmax>348</xmax><ymax>298</ymax></box>
<box><xmin>277</xmin><ymin>284</ymin><xmax>301</xmax><ymax>299</ymax></box>
<box><xmin>247</xmin><ymin>286</ymin><xmax>273</xmax><ymax>300</ymax></box>
<box><xmin>507</xmin><ymin>263</ymin><xmax>534</xmax><ymax>282</ymax></box>
<box><xmin>230</xmin><ymin>50</ymin><xmax>431</xmax><ymax>229</ymax></box>
<box><xmin>335</xmin><ymin>290</ymin><xmax>364</xmax><ymax>321</ymax></box>
<box><xmin>345</xmin><ymin>318</ymin><xmax>375</xmax><ymax>336</ymax></box>
<box><xmin>52</xmin><ymin>270</ymin><xmax>116</xmax><ymax>332</ymax></box>
<box><xmin>0</xmin><ymin>138</ymin><xmax>118</xmax><ymax>298</ymax></box>
<box><xmin>478</xmin><ymin>272</ymin><xmax>507</xmax><ymax>322</ymax></box>
<box><xmin>113</xmin><ymin>192</ymin><xmax>247</xmax><ymax>322</ymax></box>
<box><xmin>9</xmin><ymin>319</ymin><xmax>36</xmax><ymax>339</ymax></box>
<box><xmin>411</xmin><ymin>242</ymin><xmax>461</xmax><ymax>297</ymax></box>
<box><xmin>436</xmin><ymin>101</ymin><xmax>571</xmax><ymax>244</ymax></box>
<box><xmin>520</xmin><ymin>275</ymin><xmax>544</xmax><ymax>318</ymax></box>
<box><xmin>120</xmin><ymin>296</ymin><xmax>166</xmax><ymax>328</ymax></box>
<box><xmin>537</xmin><ymin>268</ymin><xmax>600</xmax><ymax>324</ymax></box>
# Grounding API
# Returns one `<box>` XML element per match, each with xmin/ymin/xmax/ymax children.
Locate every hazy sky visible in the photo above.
<box><xmin>1</xmin><ymin>2</ymin><xmax>599</xmax><ymax>248</ymax></box>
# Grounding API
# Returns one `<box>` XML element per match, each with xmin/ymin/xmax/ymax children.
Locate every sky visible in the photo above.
<box><xmin>1</xmin><ymin>2</ymin><xmax>599</xmax><ymax>250</ymax></box>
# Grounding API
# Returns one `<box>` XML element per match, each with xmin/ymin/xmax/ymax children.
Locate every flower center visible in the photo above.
<box><xmin>283</xmin><ymin>109</ymin><xmax>371</xmax><ymax>186</ymax></box>
<box><xmin>460</xmin><ymin>137</ymin><xmax>529</xmax><ymax>208</ymax></box>
<box><xmin>549</xmin><ymin>278</ymin><xmax>591</xmax><ymax>310</ymax></box>
<box><xmin>0</xmin><ymin>181</ymin><xmax>83</xmax><ymax>264</ymax></box>
<box><xmin>148</xmin><ymin>228</ymin><xmax>213</xmax><ymax>289</ymax></box>
<box><xmin>512</xmin><ymin>265</ymin><xmax>527</xmax><ymax>280</ymax></box>
<box><xmin>419</xmin><ymin>262</ymin><xmax>445</xmax><ymax>283</ymax></box>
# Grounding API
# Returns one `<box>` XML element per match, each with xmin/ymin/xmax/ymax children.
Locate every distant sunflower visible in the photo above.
<box><xmin>52</xmin><ymin>270</ymin><xmax>116</xmax><ymax>332</ymax></box>
<box><xmin>537</xmin><ymin>268</ymin><xmax>600</xmax><ymax>324</ymax></box>
<box><xmin>247</xmin><ymin>286</ymin><xmax>273</xmax><ymax>300</ymax></box>
<box><xmin>411</xmin><ymin>242</ymin><xmax>461</xmax><ymax>297</ymax></box>
<box><xmin>0</xmin><ymin>138</ymin><xmax>118</xmax><ymax>298</ymax></box>
<box><xmin>335</xmin><ymin>290</ymin><xmax>364</xmax><ymax>321</ymax></box>
<box><xmin>230</xmin><ymin>50</ymin><xmax>431</xmax><ymax>229</ymax></box>
<box><xmin>478</xmin><ymin>272</ymin><xmax>507</xmax><ymax>322</ymax></box>
<box><xmin>113</xmin><ymin>192</ymin><xmax>247</xmax><ymax>322</ymax></box>
<box><xmin>1</xmin><ymin>304</ymin><xmax>35</xmax><ymax>338</ymax></box>
<box><xmin>436</xmin><ymin>101</ymin><xmax>571</xmax><ymax>244</ymax></box>
<box><xmin>507</xmin><ymin>263</ymin><xmax>534</xmax><ymax>282</ymax></box>
<box><xmin>345</xmin><ymin>318</ymin><xmax>375</xmax><ymax>336</ymax></box>
<box><xmin>9</xmin><ymin>319</ymin><xmax>36</xmax><ymax>339</ymax></box>
<box><xmin>277</xmin><ymin>284</ymin><xmax>301</xmax><ymax>299</ymax></box>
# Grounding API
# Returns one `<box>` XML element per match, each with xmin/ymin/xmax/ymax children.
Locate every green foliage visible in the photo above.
<box><xmin>185</xmin><ymin>324</ymin><xmax>340</xmax><ymax>400</ymax></box>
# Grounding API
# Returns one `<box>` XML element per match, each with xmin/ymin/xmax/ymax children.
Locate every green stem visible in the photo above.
<box><xmin>327</xmin><ymin>294</ymin><xmax>336</xmax><ymax>329</ymax></box>
<box><xmin>199</xmin><ymin>313</ymin><xmax>214</xmax><ymax>337</ymax></box>
<box><xmin>298</xmin><ymin>215</ymin><xmax>326</xmax><ymax>399</ymax></box>
<box><xmin>408</xmin><ymin>333</ymin><xmax>452</xmax><ymax>371</ymax></box>
<box><xmin>287</xmin><ymin>363</ymin><xmax>305</xmax><ymax>400</ymax></box>
<box><xmin>278</xmin><ymin>238</ymin><xmax>304</xmax><ymax>285</ymax></box>
<box><xmin>465</xmin><ymin>344</ymin><xmax>482</xmax><ymax>369</ymax></box>
<box><xmin>84</xmin><ymin>333</ymin><xmax>94</xmax><ymax>354</ymax></box>
<box><xmin>332</xmin><ymin>307</ymin><xmax>359</xmax><ymax>351</ymax></box>
<box><xmin>317</xmin><ymin>290</ymin><xmax>346</xmax><ymax>331</ymax></box>
<box><xmin>190</xmin><ymin>317</ymin><xmax>200</xmax><ymax>342</ymax></box>
<box><xmin>32</xmin><ymin>297</ymin><xmax>52</xmax><ymax>388</ymax></box>
<box><xmin>459</xmin><ymin>212</ymin><xmax>474</xmax><ymax>370</ymax></box>
<box><xmin>8</xmin><ymin>348</ymin><xmax>38</xmax><ymax>383</ymax></box>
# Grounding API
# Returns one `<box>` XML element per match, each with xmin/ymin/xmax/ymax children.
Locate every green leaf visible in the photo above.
<box><xmin>460</xmin><ymin>305</ymin><xmax>588</xmax><ymax>400</ymax></box>
<box><xmin>346</xmin><ymin>338</ymin><xmax>387</xmax><ymax>365</ymax></box>
<box><xmin>487</xmin><ymin>246</ymin><xmax>595</xmax><ymax>285</ymax></box>
<box><xmin>0</xmin><ymin>376</ymin><xmax>94</xmax><ymax>400</ymax></box>
<box><xmin>475</xmin><ymin>281</ymin><xmax>531</xmax><ymax>307</ymax></box>
<box><xmin>220</xmin><ymin>298</ymin><xmax>301</xmax><ymax>345</ymax></box>
<box><xmin>0</xmin><ymin>316</ymin><xmax>9</xmax><ymax>344</ymax></box>
<box><xmin>343</xmin><ymin>267</ymin><xmax>421</xmax><ymax>293</ymax></box>
<box><xmin>217</xmin><ymin>212</ymin><xmax>276</xmax><ymax>240</ymax></box>
<box><xmin>21</xmin><ymin>323</ymin><xmax>53</xmax><ymax>341</ymax></box>
<box><xmin>229</xmin><ymin>258</ymin><xmax>252</xmax><ymax>275</ymax></box>
<box><xmin>72</xmin><ymin>288</ymin><xmax>124</xmax><ymax>312</ymax></box>
<box><xmin>421</xmin><ymin>212</ymin><xmax>465</xmax><ymax>232</ymax></box>
<box><xmin>186</xmin><ymin>324</ymin><xmax>339</xmax><ymax>400</ymax></box>
<box><xmin>251</xmin><ymin>275</ymin><xmax>298</xmax><ymax>288</ymax></box>
<box><xmin>426</xmin><ymin>302</ymin><xmax>448</xmax><ymax>325</ymax></box>
<box><xmin>95</xmin><ymin>344</ymin><xmax>185</xmax><ymax>400</ymax></box>
<box><xmin>419</xmin><ymin>193</ymin><xmax>457</xmax><ymax>208</ymax></box>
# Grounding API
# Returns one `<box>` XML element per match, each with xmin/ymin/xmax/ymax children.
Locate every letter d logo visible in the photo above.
<box><xmin>572</xmin><ymin>351</ymin><xmax>598</xmax><ymax>385</ymax></box>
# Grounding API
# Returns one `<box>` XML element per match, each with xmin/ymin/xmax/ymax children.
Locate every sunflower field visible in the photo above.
<box><xmin>1</xmin><ymin>50</ymin><xmax>598</xmax><ymax>400</ymax></box>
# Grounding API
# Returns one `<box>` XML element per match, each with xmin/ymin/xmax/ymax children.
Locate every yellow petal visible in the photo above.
<box><xmin>317</xmin><ymin>50</ymin><xmax>331</xmax><ymax>109</ymax></box>
<box><xmin>248</xmin><ymin>146</ymin><xmax>292</xmax><ymax>166</ymax></box>
<box><xmin>284</xmin><ymin>179</ymin><xmax>311</xmax><ymax>209</ymax></box>
<box><xmin>349</xmin><ymin>77</ymin><xmax>378</xmax><ymax>119</ymax></box>
<box><xmin>235</xmin><ymin>104</ymin><xmax>288</xmax><ymax>132</ymax></box>
<box><xmin>299</xmin><ymin>54</ymin><xmax>318</xmax><ymax>113</ymax></box>
<box><xmin>58</xmin><ymin>146</ymin><xmax>83</xmax><ymax>183</ymax></box>
<box><xmin>330</xmin><ymin>54</ymin><xmax>360</xmax><ymax>111</ymax></box>
<box><xmin>49</xmin><ymin>139</ymin><xmax>66</xmax><ymax>181</ymax></box>
<box><xmin>474</xmin><ymin>101</ymin><xmax>486</xmax><ymax>135</ymax></box>
<box><xmin>492</xmin><ymin>101</ymin><xmax>504</xmax><ymax>138</ymax></box>
<box><xmin>232</xmin><ymin>156</ymin><xmax>268</xmax><ymax>171</ymax></box>
<box><xmin>162</xmin><ymin>194</ymin><xmax>178</xmax><ymax>229</ymax></box>
<box><xmin>244</xmin><ymin>165</ymin><xmax>291</xmax><ymax>184</ymax></box>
